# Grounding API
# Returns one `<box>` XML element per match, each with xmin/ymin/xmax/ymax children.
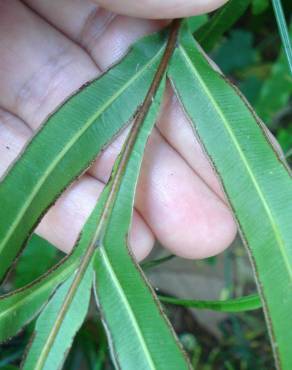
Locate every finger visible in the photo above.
<box><xmin>0</xmin><ymin>109</ymin><xmax>154</xmax><ymax>261</ymax></box>
<box><xmin>36</xmin><ymin>174</ymin><xmax>154</xmax><ymax>261</ymax></box>
<box><xmin>24</xmin><ymin>0</ymin><xmax>166</xmax><ymax>70</ymax></box>
<box><xmin>0</xmin><ymin>0</ymin><xmax>99</xmax><ymax>128</ymax></box>
<box><xmin>94</xmin><ymin>0</ymin><xmax>228</xmax><ymax>19</ymax></box>
<box><xmin>0</xmin><ymin>1</ymin><xmax>237</xmax><ymax>259</ymax></box>
<box><xmin>0</xmin><ymin>108</ymin><xmax>32</xmax><ymax>177</ymax></box>
<box><xmin>91</xmin><ymin>126</ymin><xmax>236</xmax><ymax>259</ymax></box>
<box><xmin>157</xmin><ymin>84</ymin><xmax>226</xmax><ymax>200</ymax></box>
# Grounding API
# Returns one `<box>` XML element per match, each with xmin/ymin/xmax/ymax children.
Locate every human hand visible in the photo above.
<box><xmin>0</xmin><ymin>0</ymin><xmax>236</xmax><ymax>261</ymax></box>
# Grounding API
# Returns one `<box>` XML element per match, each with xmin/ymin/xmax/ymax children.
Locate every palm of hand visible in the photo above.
<box><xmin>0</xmin><ymin>0</ymin><xmax>236</xmax><ymax>261</ymax></box>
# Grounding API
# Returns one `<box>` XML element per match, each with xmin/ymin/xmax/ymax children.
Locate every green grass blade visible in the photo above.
<box><xmin>0</xmin><ymin>31</ymin><xmax>167</xmax><ymax>282</ymax></box>
<box><xmin>271</xmin><ymin>0</ymin><xmax>292</xmax><ymax>74</ymax></box>
<box><xmin>255</xmin><ymin>23</ymin><xmax>292</xmax><ymax>125</ymax></box>
<box><xmin>22</xmin><ymin>264</ymin><xmax>93</xmax><ymax>370</ymax></box>
<box><xmin>159</xmin><ymin>294</ymin><xmax>262</xmax><ymax>312</ymax></box>
<box><xmin>169</xmin><ymin>22</ymin><xmax>292</xmax><ymax>369</ymax></box>
<box><xmin>195</xmin><ymin>0</ymin><xmax>251</xmax><ymax>51</ymax></box>
<box><xmin>141</xmin><ymin>254</ymin><xmax>175</xmax><ymax>270</ymax></box>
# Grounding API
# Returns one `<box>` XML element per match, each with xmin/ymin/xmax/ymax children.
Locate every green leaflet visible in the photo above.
<box><xmin>22</xmin><ymin>263</ymin><xmax>93</xmax><ymax>370</ymax></box>
<box><xmin>169</xmin><ymin>22</ymin><xmax>292</xmax><ymax>369</ymax></box>
<box><xmin>195</xmin><ymin>0</ymin><xmax>251</xmax><ymax>51</ymax></box>
<box><xmin>19</xmin><ymin>153</ymin><xmax>138</xmax><ymax>368</ymax></box>
<box><xmin>0</xmin><ymin>236</ymin><xmax>80</xmax><ymax>343</ymax></box>
<box><xmin>159</xmin><ymin>294</ymin><xmax>262</xmax><ymax>312</ymax></box>
<box><xmin>0</xmin><ymin>282</ymin><xmax>51</xmax><ymax>343</ymax></box>
<box><xmin>0</xmin><ymin>30</ymin><xmax>167</xmax><ymax>282</ymax></box>
<box><xmin>186</xmin><ymin>14</ymin><xmax>208</xmax><ymax>34</ymax></box>
<box><xmin>141</xmin><ymin>254</ymin><xmax>175</xmax><ymax>269</ymax></box>
<box><xmin>93</xmin><ymin>80</ymin><xmax>189</xmax><ymax>370</ymax></box>
<box><xmin>0</xmin><ymin>244</ymin><xmax>172</xmax><ymax>343</ymax></box>
<box><xmin>90</xmin><ymin>21</ymin><xmax>189</xmax><ymax>367</ymax></box>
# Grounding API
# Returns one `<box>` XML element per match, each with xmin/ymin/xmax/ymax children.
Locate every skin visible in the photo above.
<box><xmin>0</xmin><ymin>0</ymin><xmax>237</xmax><ymax>262</ymax></box>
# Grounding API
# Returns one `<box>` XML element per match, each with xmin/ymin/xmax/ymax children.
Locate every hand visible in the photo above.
<box><xmin>0</xmin><ymin>0</ymin><xmax>236</xmax><ymax>261</ymax></box>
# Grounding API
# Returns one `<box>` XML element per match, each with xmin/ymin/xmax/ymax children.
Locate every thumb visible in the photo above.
<box><xmin>93</xmin><ymin>0</ymin><xmax>228</xmax><ymax>19</ymax></box>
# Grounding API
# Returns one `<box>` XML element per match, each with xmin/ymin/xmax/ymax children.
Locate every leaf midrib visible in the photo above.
<box><xmin>98</xmin><ymin>248</ymin><xmax>156</xmax><ymax>370</ymax></box>
<box><xmin>0</xmin><ymin>49</ymin><xmax>163</xmax><ymax>253</ymax></box>
<box><xmin>0</xmin><ymin>259</ymin><xmax>76</xmax><ymax>323</ymax></box>
<box><xmin>178</xmin><ymin>44</ymin><xmax>292</xmax><ymax>280</ymax></box>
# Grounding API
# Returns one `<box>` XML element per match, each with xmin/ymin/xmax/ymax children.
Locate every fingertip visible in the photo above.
<box><xmin>94</xmin><ymin>0</ymin><xmax>229</xmax><ymax>19</ymax></box>
<box><xmin>169</xmin><ymin>204</ymin><xmax>237</xmax><ymax>259</ymax></box>
<box><xmin>128</xmin><ymin>213</ymin><xmax>155</xmax><ymax>261</ymax></box>
<box><xmin>135</xmin><ymin>128</ymin><xmax>237</xmax><ymax>261</ymax></box>
<box><xmin>36</xmin><ymin>174</ymin><xmax>154</xmax><ymax>261</ymax></box>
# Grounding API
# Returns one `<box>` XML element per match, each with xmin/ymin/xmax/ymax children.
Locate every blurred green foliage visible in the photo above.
<box><xmin>252</xmin><ymin>0</ymin><xmax>269</xmax><ymax>15</ymax></box>
<box><xmin>13</xmin><ymin>235</ymin><xmax>60</xmax><ymax>289</ymax></box>
<box><xmin>212</xmin><ymin>30</ymin><xmax>258</xmax><ymax>74</ymax></box>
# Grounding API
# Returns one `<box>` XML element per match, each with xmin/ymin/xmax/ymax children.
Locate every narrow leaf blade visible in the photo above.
<box><xmin>195</xmin><ymin>0</ymin><xmax>251</xmax><ymax>51</ymax></box>
<box><xmin>93</xmin><ymin>82</ymin><xmax>189</xmax><ymax>369</ymax></box>
<box><xmin>0</xmin><ymin>31</ymin><xmax>166</xmax><ymax>281</ymax></box>
<box><xmin>22</xmin><ymin>263</ymin><xmax>93</xmax><ymax>370</ymax></box>
<box><xmin>89</xmin><ymin>22</ymin><xmax>190</xmax><ymax>368</ymax></box>
<box><xmin>271</xmin><ymin>0</ymin><xmax>292</xmax><ymax>74</ymax></box>
<box><xmin>159</xmin><ymin>294</ymin><xmax>262</xmax><ymax>312</ymax></box>
<box><xmin>0</xmin><ymin>236</ymin><xmax>84</xmax><ymax>342</ymax></box>
<box><xmin>169</xmin><ymin>23</ymin><xmax>292</xmax><ymax>369</ymax></box>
